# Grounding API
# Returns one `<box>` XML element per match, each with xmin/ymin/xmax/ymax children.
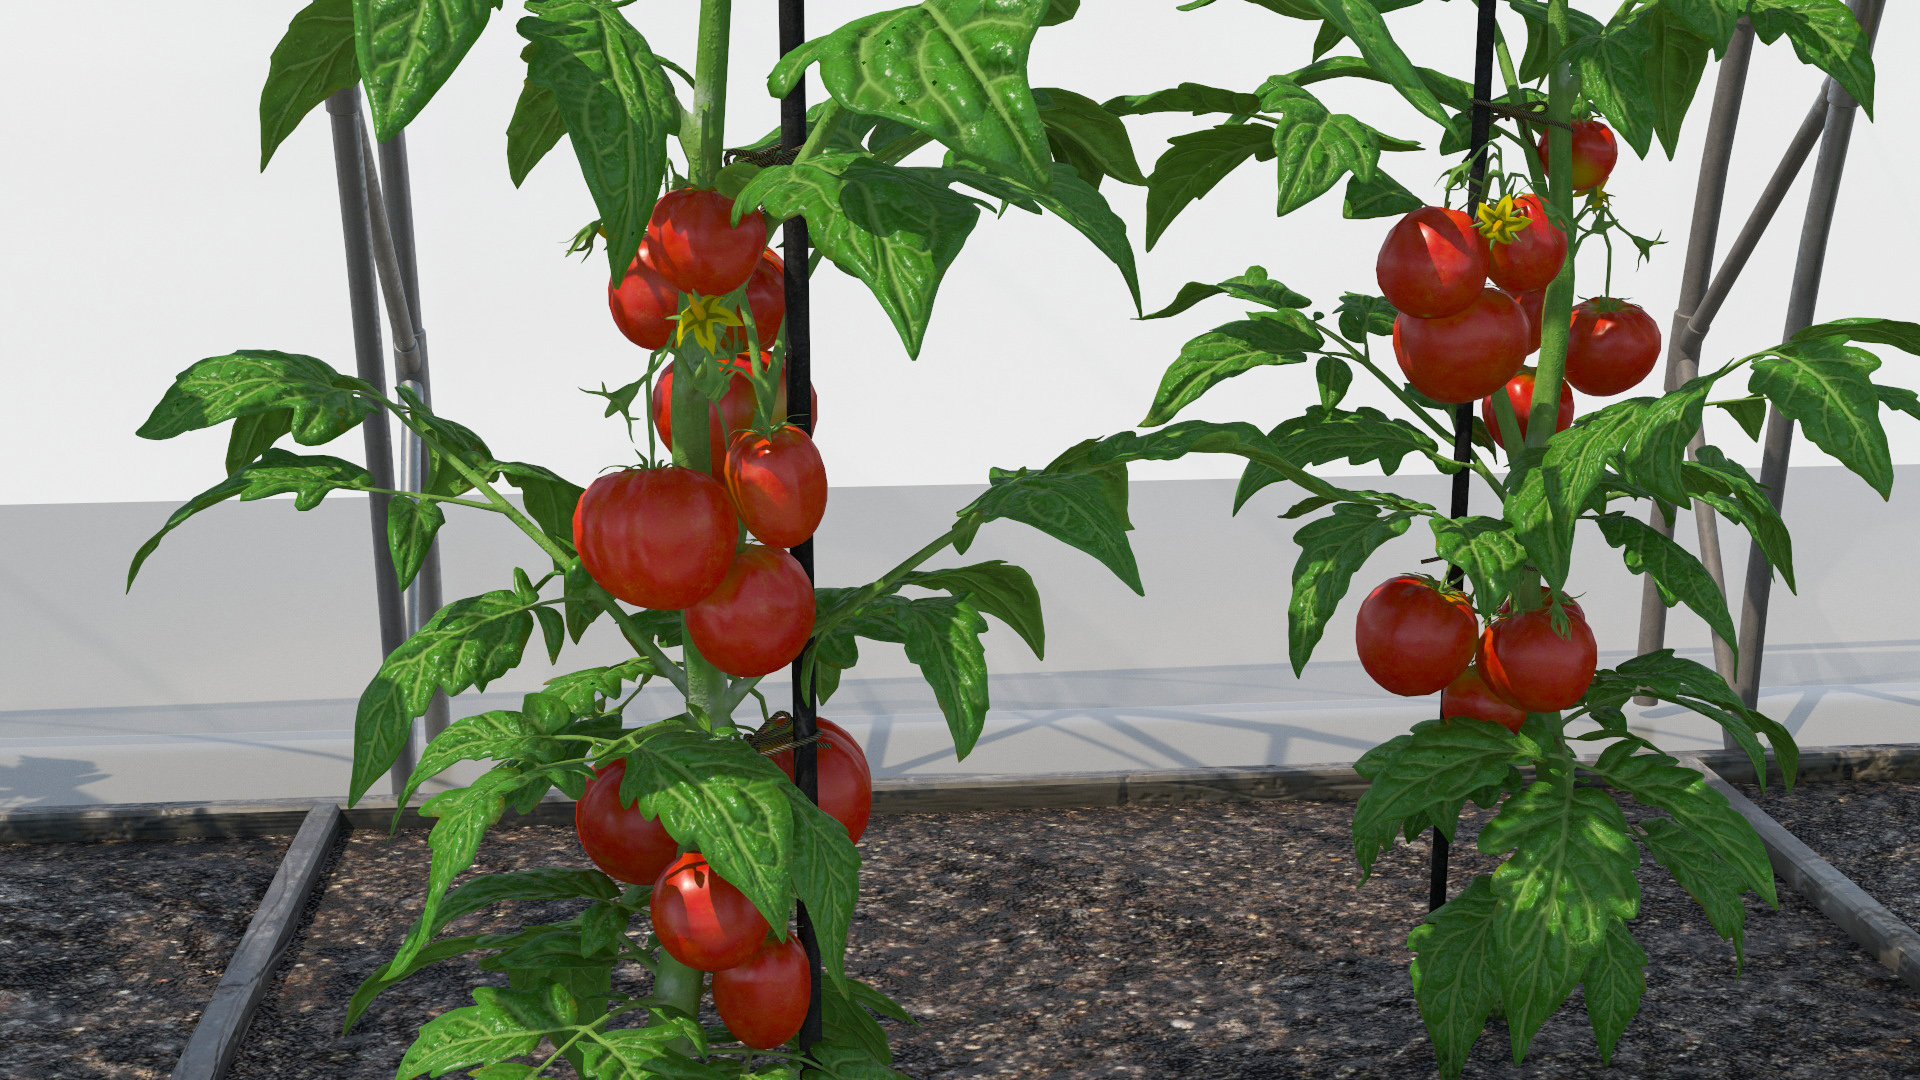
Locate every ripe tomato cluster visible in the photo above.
<box><xmin>1355</xmin><ymin>575</ymin><xmax>1597</xmax><ymax>732</ymax></box>
<box><xmin>580</xmin><ymin>188</ymin><xmax>831</xmax><ymax>678</ymax></box>
<box><xmin>573</xmin><ymin>719</ymin><xmax>874</xmax><ymax>1049</ymax></box>
<box><xmin>1377</xmin><ymin>121</ymin><xmax>1661</xmax><ymax>433</ymax></box>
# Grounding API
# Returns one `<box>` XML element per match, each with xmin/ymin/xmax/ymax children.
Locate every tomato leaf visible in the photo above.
<box><xmin>1036</xmin><ymin>86</ymin><xmax>1146</xmax><ymax>187</ymax></box>
<box><xmin>772</xmin><ymin>0</ymin><xmax>1054</xmax><ymax>189</ymax></box>
<box><xmin>505</xmin><ymin>74</ymin><xmax>566</xmax><ymax>188</ymax></box>
<box><xmin>1748</xmin><ymin>337</ymin><xmax>1893</xmax><ymax>497</ymax></box>
<box><xmin>259</xmin><ymin>0</ymin><xmax>359</xmax><ymax>171</ymax></box>
<box><xmin>1429</xmin><ymin>516</ymin><xmax>1526</xmax><ymax>616</ymax></box>
<box><xmin>903</xmin><ymin>561</ymin><xmax>1047</xmax><ymax>660</ymax></box>
<box><xmin>543</xmin><ymin>657</ymin><xmax>656</xmax><ymax>714</ymax></box>
<box><xmin>1661</xmin><ymin>0</ymin><xmax>1741</xmax><ymax>53</ymax></box>
<box><xmin>128</xmin><ymin>450</ymin><xmax>373</xmax><ymax>590</ymax></box>
<box><xmin>1791</xmin><ymin>316</ymin><xmax>1920</xmax><ymax>354</ymax></box>
<box><xmin>518</xmin><ymin>0</ymin><xmax>680</xmax><ymax>286</ymax></box>
<box><xmin>1637</xmin><ymin>816</ymin><xmax>1750</xmax><ymax>966</ymax></box>
<box><xmin>1288</xmin><ymin>503</ymin><xmax>1414</xmax><ymax>676</ymax></box>
<box><xmin>1255</xmin><ymin>76</ymin><xmax>1381</xmax><ymax>217</ymax></box>
<box><xmin>1582</xmin><ymin>917</ymin><xmax>1648</xmax><ymax>1064</ymax></box>
<box><xmin>353</xmin><ymin>0</ymin><xmax>499</xmax><ymax>143</ymax></box>
<box><xmin>1746</xmin><ymin>0</ymin><xmax>1875</xmax><ymax>116</ymax></box>
<box><xmin>783</xmin><ymin>785</ymin><xmax>861</xmax><ymax>981</ymax></box>
<box><xmin>1407</xmin><ymin>874</ymin><xmax>1500</xmax><ymax>1080</ymax></box>
<box><xmin>225</xmin><ymin>408</ymin><xmax>295</xmax><ymax>475</ymax></box>
<box><xmin>1593</xmin><ymin>512</ymin><xmax>1738</xmax><ymax>660</ymax></box>
<box><xmin>387</xmin><ymin>495</ymin><xmax>445</xmax><ymax>592</ymax></box>
<box><xmin>1042</xmin><ymin>0</ymin><xmax>1079</xmax><ymax>25</ymax></box>
<box><xmin>1316</xmin><ymin>356</ymin><xmax>1352</xmax><ymax>410</ymax></box>
<box><xmin>1141</xmin><ymin>266</ymin><xmax>1313</xmax><ymax>320</ymax></box>
<box><xmin>958</xmin><ymin>466</ymin><xmax>1143</xmax><ymax>595</ymax></box>
<box><xmin>1335</xmin><ymin>292</ymin><xmax>1396</xmax><ymax>341</ymax></box>
<box><xmin>384</xmin><ymin>768</ymin><xmax>527</xmax><ymax>979</ymax></box>
<box><xmin>1684</xmin><ymin>447</ymin><xmax>1794</xmax><ymax>591</ymax></box>
<box><xmin>1588</xmin><ymin>743</ymin><xmax>1776</xmax><ymax>905</ymax></box>
<box><xmin>138</xmin><ymin>350</ymin><xmax>376</xmax><ymax>445</ymax></box>
<box><xmin>1511</xmin><ymin>0</ymin><xmax>1606</xmax><ymax>84</ymax></box>
<box><xmin>572</xmin><ymin>1024</ymin><xmax>713</xmax><ymax>1077</ymax></box>
<box><xmin>351</xmin><ymin>589</ymin><xmax>544</xmax><ymax>804</ymax></box>
<box><xmin>1709</xmin><ymin>394</ymin><xmax>1767</xmax><ymax>441</ymax></box>
<box><xmin>946</xmin><ymin>161</ymin><xmax>1141</xmax><ymax>310</ymax></box>
<box><xmin>1639</xmin><ymin>7</ymin><xmax>1712</xmax><ymax>158</ymax></box>
<box><xmin>738</xmin><ymin>153</ymin><xmax>981</xmax><ymax>359</ymax></box>
<box><xmin>1582</xmin><ymin>650</ymin><xmax>1797</xmax><ymax>788</ymax></box>
<box><xmin>1342</xmin><ymin>167</ymin><xmax>1423</xmax><ymax>219</ymax></box>
<box><xmin>821</xmin><ymin>979</ymin><xmax>898</xmax><ymax>1066</ymax></box>
<box><xmin>1569</xmin><ymin>13</ymin><xmax>1657</xmax><ymax>158</ymax></box>
<box><xmin>1142</xmin><ymin>314</ymin><xmax>1316</xmax><ymax>426</ymax></box>
<box><xmin>346</xmin><ymin>934</ymin><xmax>491</xmax><ymax>1032</ymax></box>
<box><xmin>1354</xmin><ymin>720</ymin><xmax>1528</xmax><ymax>876</ymax></box>
<box><xmin>395</xmin><ymin>984</ymin><xmax>566</xmax><ymax>1080</ymax></box>
<box><xmin>1286</xmin><ymin>54</ymin><xmax>1474</xmax><ymax>111</ymax></box>
<box><xmin>1289</xmin><ymin>0</ymin><xmax>1450</xmax><ymax>125</ymax></box>
<box><xmin>498</xmin><ymin>461</ymin><xmax>584</xmax><ymax>557</ymax></box>
<box><xmin>1102</xmin><ymin>82</ymin><xmax>1263</xmax><ymax>117</ymax></box>
<box><xmin>1144</xmin><ymin>122</ymin><xmax>1276</xmax><ymax>249</ymax></box>
<box><xmin>1480</xmin><ymin>776</ymin><xmax>1642</xmax><ymax>1061</ymax></box>
<box><xmin>898</xmin><ymin>596</ymin><xmax>993</xmax><ymax>759</ymax></box>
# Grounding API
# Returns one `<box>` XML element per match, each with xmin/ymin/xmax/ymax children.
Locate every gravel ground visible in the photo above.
<box><xmin>18</xmin><ymin>785</ymin><xmax>1920</xmax><ymax>1080</ymax></box>
<box><xmin>0</xmin><ymin>834</ymin><xmax>290</xmax><ymax>1080</ymax></box>
<box><xmin>1734</xmin><ymin>778</ymin><xmax>1920</xmax><ymax>933</ymax></box>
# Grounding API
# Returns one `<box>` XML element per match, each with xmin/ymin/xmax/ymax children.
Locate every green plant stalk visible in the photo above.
<box><xmin>683</xmin><ymin>0</ymin><xmax>734</xmax><ymax>188</ymax></box>
<box><xmin>1336</xmin><ymin>343</ymin><xmax>1507</xmax><ymax>499</ymax></box>
<box><xmin>666</xmin><ymin>337</ymin><xmax>732</xmax><ymax>732</ymax></box>
<box><xmin>650</xmin><ymin>954</ymin><xmax>705</xmax><ymax>1055</ymax></box>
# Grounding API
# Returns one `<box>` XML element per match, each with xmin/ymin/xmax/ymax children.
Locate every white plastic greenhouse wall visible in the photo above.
<box><xmin>4</xmin><ymin>3</ymin><xmax>1918</xmax><ymax>807</ymax></box>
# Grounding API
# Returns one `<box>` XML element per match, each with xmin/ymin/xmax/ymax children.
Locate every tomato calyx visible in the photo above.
<box><xmin>676</xmin><ymin>294</ymin><xmax>745</xmax><ymax>353</ymax></box>
<box><xmin>1474</xmin><ymin>195</ymin><xmax>1533</xmax><ymax>246</ymax></box>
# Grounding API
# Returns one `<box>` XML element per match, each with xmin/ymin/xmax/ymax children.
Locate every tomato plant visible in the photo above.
<box><xmin>1440</xmin><ymin>665</ymin><xmax>1526</xmax><ymax>734</ymax></box>
<box><xmin>574</xmin><ymin>759</ymin><xmax>679</xmax><ymax>885</ymax></box>
<box><xmin>607</xmin><ymin>243</ymin><xmax>680</xmax><ymax>351</ymax></box>
<box><xmin>1355</xmin><ymin>575</ymin><xmax>1478</xmax><ymax>696</ymax></box>
<box><xmin>1481</xmin><ymin>368</ymin><xmax>1574</xmax><ymax>449</ymax></box>
<box><xmin>725</xmin><ymin>425</ymin><xmax>828</xmax><ymax>549</ymax></box>
<box><xmin>1537</xmin><ymin>119</ymin><xmax>1619</xmax><ymax>194</ymax></box>
<box><xmin>1479</xmin><ymin>606</ymin><xmax>1598</xmax><ymax>711</ymax></box>
<box><xmin>685</xmin><ymin>544</ymin><xmax>817</xmax><ymax>678</ymax></box>
<box><xmin>1485</xmin><ymin>194</ymin><xmax>1566</xmax><ymax>294</ymax></box>
<box><xmin>573</xmin><ymin>466</ymin><xmax>737</xmax><ymax>611</ymax></box>
<box><xmin>1394</xmin><ymin>288</ymin><xmax>1530</xmax><ymax>403</ymax></box>
<box><xmin>651</xmin><ymin>852</ymin><xmax>772</xmax><ymax>971</ymax></box>
<box><xmin>769</xmin><ymin>717</ymin><xmax>873</xmax><ymax>842</ymax></box>
<box><xmin>712</xmin><ymin>936</ymin><xmax>812</xmax><ymax>1050</ymax></box>
<box><xmin>1375</xmin><ymin>206</ymin><xmax>1488</xmax><ymax>318</ymax></box>
<box><xmin>1566</xmin><ymin>297</ymin><xmax>1663</xmax><ymax>396</ymax></box>
<box><xmin>644</xmin><ymin>188</ymin><xmax>767</xmax><ymax>297</ymax></box>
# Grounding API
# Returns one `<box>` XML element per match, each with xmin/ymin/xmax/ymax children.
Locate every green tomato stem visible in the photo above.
<box><xmin>649</xmin><ymin>953</ymin><xmax>706</xmax><ymax>1054</ymax></box>
<box><xmin>1525</xmin><ymin>3</ymin><xmax>1577</xmax><ymax>462</ymax></box>
<box><xmin>683</xmin><ymin>0</ymin><xmax>733</xmax><ymax>188</ymax></box>
<box><xmin>666</xmin><ymin>336</ymin><xmax>733</xmax><ymax>731</ymax></box>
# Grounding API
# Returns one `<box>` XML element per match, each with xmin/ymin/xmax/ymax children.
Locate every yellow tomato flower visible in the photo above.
<box><xmin>1476</xmin><ymin>194</ymin><xmax>1531</xmax><ymax>245</ymax></box>
<box><xmin>675</xmin><ymin>294</ymin><xmax>743</xmax><ymax>353</ymax></box>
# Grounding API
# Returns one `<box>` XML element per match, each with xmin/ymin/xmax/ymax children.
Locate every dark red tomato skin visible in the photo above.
<box><xmin>1536</xmin><ymin>120</ymin><xmax>1619</xmax><ymax>193</ymax></box>
<box><xmin>685</xmin><ymin>545</ymin><xmax>816</xmax><ymax>677</ymax></box>
<box><xmin>1565</xmin><ymin>299</ymin><xmax>1662</xmax><ymax>396</ymax></box>
<box><xmin>720</xmin><ymin>249</ymin><xmax>787</xmax><ymax>351</ymax></box>
<box><xmin>1487</xmin><ymin>195</ymin><xmax>1567</xmax><ymax>293</ymax></box>
<box><xmin>1395</xmin><ymin>288</ymin><xmax>1529</xmax><ymax>404</ymax></box>
<box><xmin>725</xmin><ymin>426</ymin><xmax>827</xmax><ymax>549</ymax></box>
<box><xmin>650</xmin><ymin>853</ymin><xmax>770</xmax><ymax>972</ymax></box>
<box><xmin>652</xmin><ymin>356</ymin><xmax>817</xmax><ymax>473</ymax></box>
<box><xmin>1508</xmin><ymin>287</ymin><xmax>1546</xmax><ymax>354</ymax></box>
<box><xmin>770</xmin><ymin>718</ymin><xmax>872</xmax><ymax>842</ymax></box>
<box><xmin>1480</xmin><ymin>608</ymin><xmax>1598</xmax><ymax>712</ymax></box>
<box><xmin>607</xmin><ymin>242</ymin><xmax>680</xmax><ymax>351</ymax></box>
<box><xmin>573</xmin><ymin>467</ymin><xmax>737</xmax><ymax>610</ymax></box>
<box><xmin>1355</xmin><ymin>576</ymin><xmax>1479</xmax><ymax>696</ymax></box>
<box><xmin>712</xmin><ymin>936</ymin><xmax>810</xmax><ymax>1050</ymax></box>
<box><xmin>1376</xmin><ymin>206</ymin><xmax>1490</xmax><ymax>319</ymax></box>
<box><xmin>574</xmin><ymin>760</ymin><xmax>679</xmax><ymax>885</ymax></box>
<box><xmin>645</xmin><ymin>189</ymin><xmax>767</xmax><ymax>296</ymax></box>
<box><xmin>1480</xmin><ymin>369</ymin><xmax>1575</xmax><ymax>449</ymax></box>
<box><xmin>1441</xmin><ymin>664</ymin><xmax>1528</xmax><ymax>733</ymax></box>
<box><xmin>1497</xmin><ymin>588</ymin><xmax>1584</xmax><ymax>621</ymax></box>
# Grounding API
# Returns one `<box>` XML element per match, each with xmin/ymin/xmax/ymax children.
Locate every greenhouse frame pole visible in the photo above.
<box><xmin>324</xmin><ymin>87</ymin><xmax>415</xmax><ymax>794</ymax></box>
<box><xmin>1734</xmin><ymin>0</ymin><xmax>1885</xmax><ymax>710</ymax></box>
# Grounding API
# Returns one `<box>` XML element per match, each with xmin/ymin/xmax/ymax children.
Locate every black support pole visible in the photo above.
<box><xmin>778</xmin><ymin>0</ymin><xmax>825</xmax><ymax>1051</ymax></box>
<box><xmin>1432</xmin><ymin>0</ymin><xmax>1498</xmax><ymax>914</ymax></box>
<box><xmin>325</xmin><ymin>87</ymin><xmax>415</xmax><ymax>795</ymax></box>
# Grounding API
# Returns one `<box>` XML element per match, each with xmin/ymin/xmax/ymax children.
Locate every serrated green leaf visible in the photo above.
<box><xmin>1582</xmin><ymin>917</ymin><xmax>1648</xmax><ymax>1064</ymax></box>
<box><xmin>1142</xmin><ymin>314</ymin><xmax>1316</xmax><ymax>426</ymax></box>
<box><xmin>352</xmin><ymin>589</ymin><xmax>543</xmax><ymax>804</ymax></box>
<box><xmin>1749</xmin><ymin>338</ymin><xmax>1892</xmax><ymax>497</ymax></box>
<box><xmin>1144</xmin><ymin>122</ymin><xmax>1275</xmax><ymax>249</ymax></box>
<box><xmin>1662</xmin><ymin>0</ymin><xmax>1740</xmax><ymax>52</ymax></box>
<box><xmin>1791</xmin><ymin>316</ymin><xmax>1920</xmax><ymax>353</ymax></box>
<box><xmin>400</xmin><ymin>709</ymin><xmax>528</xmax><ymax>810</ymax></box>
<box><xmin>1747</xmin><ymin>0</ymin><xmax>1874</xmax><ymax>116</ymax></box>
<box><xmin>518</xmin><ymin>0</ymin><xmax>680</xmax><ymax>285</ymax></box>
<box><xmin>1641</xmin><ymin>7</ymin><xmax>1711</xmax><ymax>157</ymax></box>
<box><xmin>738</xmin><ymin>153</ymin><xmax>980</xmax><ymax>358</ymax></box>
<box><xmin>1429</xmin><ymin>516</ymin><xmax>1525</xmax><ymax>615</ymax></box>
<box><xmin>1685</xmin><ymin>446</ymin><xmax>1794</xmax><ymax>591</ymax></box>
<box><xmin>346</xmin><ymin>934</ymin><xmax>490</xmax><ymax>1032</ymax></box>
<box><xmin>1342</xmin><ymin>167</ymin><xmax>1422</xmax><ymax>219</ymax></box>
<box><xmin>903</xmin><ymin>560</ymin><xmax>1046</xmax><ymax>659</ymax></box>
<box><xmin>1254</xmin><ymin>76</ymin><xmax>1381</xmax><ymax>216</ymax></box>
<box><xmin>396</xmin><ymin>984</ymin><xmax>563</xmax><ymax>1080</ymax></box>
<box><xmin>1335</xmin><ymin>292</ymin><xmax>1396</xmax><ymax>340</ymax></box>
<box><xmin>388</xmin><ymin>768</ymin><xmax>525</xmax><ymax>978</ymax></box>
<box><xmin>1102</xmin><ymin>82</ymin><xmax>1263</xmax><ymax>117</ymax></box>
<box><xmin>1638</xmin><ymin>816</ymin><xmax>1749</xmax><ymax>964</ymax></box>
<box><xmin>1710</xmin><ymin>394</ymin><xmax>1767</xmax><ymax>441</ymax></box>
<box><xmin>1316</xmin><ymin>355</ymin><xmax>1351</xmax><ymax>410</ymax></box>
<box><xmin>895</xmin><ymin>596</ymin><xmax>992</xmax><ymax>759</ymax></box>
<box><xmin>506</xmin><ymin>77</ymin><xmax>566</xmax><ymax>188</ymax></box>
<box><xmin>785</xmin><ymin>785</ymin><xmax>861</xmax><ymax>980</ymax></box>
<box><xmin>1291</xmin><ymin>0</ymin><xmax>1450</xmax><ymax>124</ymax></box>
<box><xmin>1354</xmin><ymin>720</ymin><xmax>1528</xmax><ymax>875</ymax></box>
<box><xmin>387</xmin><ymin>495</ymin><xmax>445</xmax><ymax>591</ymax></box>
<box><xmin>575</xmin><ymin>1026</ymin><xmax>718</xmax><ymax>1079</ymax></box>
<box><xmin>1594</xmin><ymin>512</ymin><xmax>1737</xmax><ymax>658</ymax></box>
<box><xmin>1583</xmin><ymin>650</ymin><xmax>1792</xmax><ymax>784</ymax></box>
<box><xmin>959</xmin><ymin>467</ymin><xmax>1142</xmax><ymax>594</ymax></box>
<box><xmin>138</xmin><ymin>350</ymin><xmax>374</xmax><ymax>445</ymax></box>
<box><xmin>561</xmin><ymin>565</ymin><xmax>605</xmax><ymax>645</ymax></box>
<box><xmin>1480</xmin><ymin>779</ymin><xmax>1641</xmax><ymax>1061</ymax></box>
<box><xmin>1589</xmin><ymin>744</ymin><xmax>1775</xmax><ymax>904</ymax></box>
<box><xmin>1511</xmin><ymin>0</ymin><xmax>1606</xmax><ymax>84</ymax></box>
<box><xmin>1036</xmin><ymin>86</ymin><xmax>1145</xmax><ymax>186</ymax></box>
<box><xmin>1140</xmin><ymin>266</ymin><xmax>1312</xmax><ymax>320</ymax></box>
<box><xmin>1572</xmin><ymin>14</ymin><xmax>1657</xmax><ymax>159</ymax></box>
<box><xmin>225</xmin><ymin>408</ymin><xmax>295</xmax><ymax>475</ymax></box>
<box><xmin>497</xmin><ymin>462</ymin><xmax>583</xmax><ymax>556</ymax></box>
<box><xmin>437</xmin><ymin>867</ymin><xmax>620</xmax><ymax>938</ymax></box>
<box><xmin>260</xmin><ymin>0</ymin><xmax>359</xmax><ymax>171</ymax></box>
<box><xmin>1407</xmin><ymin>874</ymin><xmax>1500</xmax><ymax>1080</ymax></box>
<box><xmin>946</xmin><ymin>160</ymin><xmax>1140</xmax><ymax>309</ymax></box>
<box><xmin>1271</xmin><ymin>404</ymin><xmax>1440</xmax><ymax>474</ymax></box>
<box><xmin>771</xmin><ymin>0</ymin><xmax>1053</xmax><ymax>189</ymax></box>
<box><xmin>1288</xmin><ymin>504</ymin><xmax>1413</xmax><ymax>676</ymax></box>
<box><xmin>354</xmin><ymin>0</ymin><xmax>498</xmax><ymax>143</ymax></box>
<box><xmin>128</xmin><ymin>450</ymin><xmax>372</xmax><ymax>590</ymax></box>
<box><xmin>1286</xmin><ymin>53</ymin><xmax>1474</xmax><ymax>111</ymax></box>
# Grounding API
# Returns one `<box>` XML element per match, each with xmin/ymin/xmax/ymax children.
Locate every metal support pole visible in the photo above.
<box><xmin>778</xmin><ymin>0</ymin><xmax>825</xmax><ymax>1049</ymax></box>
<box><xmin>1633</xmin><ymin>21</ymin><xmax>1754</xmax><ymax>715</ymax></box>
<box><xmin>1431</xmin><ymin>0</ymin><xmax>1497</xmax><ymax>913</ymax></box>
<box><xmin>1734</xmin><ymin>0</ymin><xmax>1883</xmax><ymax>709</ymax></box>
<box><xmin>325</xmin><ymin>87</ymin><xmax>416</xmax><ymax>795</ymax></box>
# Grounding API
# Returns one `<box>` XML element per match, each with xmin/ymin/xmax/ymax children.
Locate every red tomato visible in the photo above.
<box><xmin>1508</xmin><ymin>286</ymin><xmax>1546</xmax><ymax>354</ymax></box>
<box><xmin>1486</xmin><ymin>195</ymin><xmax>1566</xmax><ymax>294</ymax></box>
<box><xmin>573</xmin><ymin>467</ymin><xmax>737</xmax><ymax>610</ymax></box>
<box><xmin>720</xmin><ymin>249</ymin><xmax>787</xmax><ymax>351</ymax></box>
<box><xmin>1536</xmin><ymin>120</ymin><xmax>1618</xmax><ymax>194</ymax></box>
<box><xmin>1355</xmin><ymin>575</ymin><xmax>1479</xmax><ymax>696</ymax></box>
<box><xmin>1565</xmin><ymin>298</ymin><xmax>1662</xmax><ymax>396</ymax></box>
<box><xmin>1394</xmin><ymin>288</ymin><xmax>1529</xmax><ymax>404</ymax></box>
<box><xmin>725</xmin><ymin>426</ymin><xmax>827</xmax><ymax>549</ymax></box>
<box><xmin>712</xmin><ymin>936</ymin><xmax>810</xmax><ymax>1050</ymax></box>
<box><xmin>1441</xmin><ymin>664</ymin><xmax>1527</xmax><ymax>734</ymax></box>
<box><xmin>574</xmin><ymin>759</ymin><xmax>679</xmax><ymax>885</ymax></box>
<box><xmin>685</xmin><ymin>545</ymin><xmax>816</xmax><ymax>677</ymax></box>
<box><xmin>1480</xmin><ymin>607</ymin><xmax>1598</xmax><ymax>712</ymax></box>
<box><xmin>770</xmin><ymin>718</ymin><xmax>872</xmax><ymax>842</ymax></box>
<box><xmin>650</xmin><ymin>852</ymin><xmax>770</xmax><ymax>971</ymax></box>
<box><xmin>1480</xmin><ymin>368</ymin><xmax>1574</xmax><ymax>449</ymax></box>
<box><xmin>652</xmin><ymin>356</ymin><xmax>816</xmax><ymax>470</ymax></box>
<box><xmin>607</xmin><ymin>241</ymin><xmax>680</xmax><ymax>351</ymax></box>
<box><xmin>645</xmin><ymin>189</ymin><xmax>767</xmax><ymax>297</ymax></box>
<box><xmin>1376</xmin><ymin>206</ymin><xmax>1489</xmax><ymax>319</ymax></box>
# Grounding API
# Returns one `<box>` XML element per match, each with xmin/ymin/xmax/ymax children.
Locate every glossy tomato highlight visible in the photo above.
<box><xmin>573</xmin><ymin>759</ymin><xmax>679</xmax><ymax>885</ymax></box>
<box><xmin>573</xmin><ymin>467</ymin><xmax>737</xmax><ymax>610</ymax></box>
<box><xmin>725</xmin><ymin>426</ymin><xmax>827</xmax><ymax>549</ymax></box>
<box><xmin>1355</xmin><ymin>575</ymin><xmax>1479</xmax><ymax>696</ymax></box>
<box><xmin>644</xmin><ymin>188</ymin><xmax>767</xmax><ymax>296</ymax></box>
<box><xmin>1376</xmin><ymin>206</ymin><xmax>1489</xmax><ymax>319</ymax></box>
<box><xmin>1395</xmin><ymin>288</ymin><xmax>1529</xmax><ymax>404</ymax></box>
<box><xmin>684</xmin><ymin>545</ymin><xmax>816</xmax><ymax>677</ymax></box>
<box><xmin>650</xmin><ymin>853</ymin><xmax>770</xmax><ymax>971</ymax></box>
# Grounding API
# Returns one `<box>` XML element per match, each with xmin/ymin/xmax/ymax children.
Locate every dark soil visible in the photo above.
<box><xmin>1735</xmin><ymin>777</ymin><xmax>1920</xmax><ymax>934</ymax></box>
<box><xmin>0</xmin><ymin>834</ymin><xmax>290</xmax><ymax>1080</ymax></box>
<box><xmin>19</xmin><ymin>786</ymin><xmax>1920</xmax><ymax>1080</ymax></box>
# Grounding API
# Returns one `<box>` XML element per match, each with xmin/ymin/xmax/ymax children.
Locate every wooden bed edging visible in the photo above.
<box><xmin>4</xmin><ymin>742</ymin><xmax>1918</xmax><ymax>844</ymax></box>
